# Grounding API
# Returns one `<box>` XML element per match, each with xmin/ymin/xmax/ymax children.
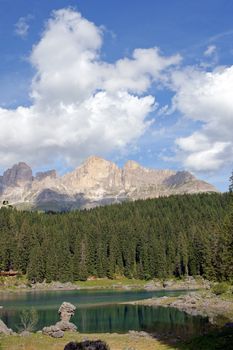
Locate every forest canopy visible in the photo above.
<box><xmin>0</xmin><ymin>192</ymin><xmax>232</xmax><ymax>282</ymax></box>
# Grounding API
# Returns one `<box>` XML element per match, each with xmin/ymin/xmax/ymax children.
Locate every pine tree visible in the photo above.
<box><xmin>45</xmin><ymin>242</ymin><xmax>58</xmax><ymax>283</ymax></box>
<box><xmin>229</xmin><ymin>171</ymin><xmax>233</xmax><ymax>193</ymax></box>
<box><xmin>27</xmin><ymin>243</ymin><xmax>45</xmax><ymax>282</ymax></box>
<box><xmin>73</xmin><ymin>239</ymin><xmax>88</xmax><ymax>281</ymax></box>
<box><xmin>57</xmin><ymin>238</ymin><xmax>73</xmax><ymax>282</ymax></box>
<box><xmin>216</xmin><ymin>201</ymin><xmax>233</xmax><ymax>280</ymax></box>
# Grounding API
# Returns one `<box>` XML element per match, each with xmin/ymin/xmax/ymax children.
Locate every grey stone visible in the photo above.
<box><xmin>42</xmin><ymin>325</ymin><xmax>61</xmax><ymax>336</ymax></box>
<box><xmin>51</xmin><ymin>330</ymin><xmax>64</xmax><ymax>338</ymax></box>
<box><xmin>163</xmin><ymin>281</ymin><xmax>173</xmax><ymax>288</ymax></box>
<box><xmin>58</xmin><ymin>302</ymin><xmax>76</xmax><ymax>322</ymax></box>
<box><xmin>20</xmin><ymin>330</ymin><xmax>32</xmax><ymax>337</ymax></box>
<box><xmin>55</xmin><ymin>320</ymin><xmax>77</xmax><ymax>332</ymax></box>
<box><xmin>0</xmin><ymin>319</ymin><xmax>13</xmax><ymax>335</ymax></box>
<box><xmin>42</xmin><ymin>301</ymin><xmax>77</xmax><ymax>337</ymax></box>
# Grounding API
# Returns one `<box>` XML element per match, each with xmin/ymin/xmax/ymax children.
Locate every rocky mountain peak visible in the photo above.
<box><xmin>35</xmin><ymin>170</ymin><xmax>57</xmax><ymax>181</ymax></box>
<box><xmin>0</xmin><ymin>156</ymin><xmax>218</xmax><ymax>211</ymax></box>
<box><xmin>164</xmin><ymin>171</ymin><xmax>195</xmax><ymax>187</ymax></box>
<box><xmin>124</xmin><ymin>160</ymin><xmax>141</xmax><ymax>170</ymax></box>
<box><xmin>63</xmin><ymin>156</ymin><xmax>122</xmax><ymax>191</ymax></box>
<box><xmin>81</xmin><ymin>156</ymin><xmax>117</xmax><ymax>171</ymax></box>
<box><xmin>2</xmin><ymin>162</ymin><xmax>32</xmax><ymax>187</ymax></box>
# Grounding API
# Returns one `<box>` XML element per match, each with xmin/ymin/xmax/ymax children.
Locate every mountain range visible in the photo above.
<box><xmin>0</xmin><ymin>156</ymin><xmax>217</xmax><ymax>211</ymax></box>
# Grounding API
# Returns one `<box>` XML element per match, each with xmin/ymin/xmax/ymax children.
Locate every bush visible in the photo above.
<box><xmin>212</xmin><ymin>282</ymin><xmax>229</xmax><ymax>295</ymax></box>
<box><xmin>18</xmin><ymin>308</ymin><xmax>38</xmax><ymax>332</ymax></box>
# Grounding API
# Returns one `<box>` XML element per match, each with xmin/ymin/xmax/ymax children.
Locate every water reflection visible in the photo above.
<box><xmin>0</xmin><ymin>303</ymin><xmax>209</xmax><ymax>337</ymax></box>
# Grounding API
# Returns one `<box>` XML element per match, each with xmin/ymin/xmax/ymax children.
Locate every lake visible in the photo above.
<box><xmin>0</xmin><ymin>289</ymin><xmax>209</xmax><ymax>337</ymax></box>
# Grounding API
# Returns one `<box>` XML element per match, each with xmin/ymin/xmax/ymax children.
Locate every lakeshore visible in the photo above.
<box><xmin>1</xmin><ymin>276</ymin><xmax>233</xmax><ymax>324</ymax></box>
<box><xmin>0</xmin><ymin>281</ymin><xmax>233</xmax><ymax>349</ymax></box>
<box><xmin>0</xmin><ymin>275</ymin><xmax>208</xmax><ymax>293</ymax></box>
<box><xmin>124</xmin><ymin>290</ymin><xmax>233</xmax><ymax>325</ymax></box>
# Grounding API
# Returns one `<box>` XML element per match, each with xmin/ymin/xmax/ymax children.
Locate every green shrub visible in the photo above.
<box><xmin>212</xmin><ymin>282</ymin><xmax>229</xmax><ymax>295</ymax></box>
<box><xmin>18</xmin><ymin>308</ymin><xmax>38</xmax><ymax>332</ymax></box>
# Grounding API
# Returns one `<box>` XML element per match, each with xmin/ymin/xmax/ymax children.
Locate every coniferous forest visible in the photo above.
<box><xmin>0</xmin><ymin>192</ymin><xmax>232</xmax><ymax>283</ymax></box>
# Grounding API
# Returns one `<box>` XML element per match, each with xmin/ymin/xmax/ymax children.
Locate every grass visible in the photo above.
<box><xmin>0</xmin><ymin>276</ymin><xmax>150</xmax><ymax>293</ymax></box>
<box><xmin>75</xmin><ymin>278</ymin><xmax>148</xmax><ymax>289</ymax></box>
<box><xmin>0</xmin><ymin>332</ymin><xmax>176</xmax><ymax>350</ymax></box>
<box><xmin>178</xmin><ymin>327</ymin><xmax>233</xmax><ymax>350</ymax></box>
<box><xmin>0</xmin><ymin>275</ymin><xmax>29</xmax><ymax>292</ymax></box>
<box><xmin>1</xmin><ymin>328</ymin><xmax>233</xmax><ymax>350</ymax></box>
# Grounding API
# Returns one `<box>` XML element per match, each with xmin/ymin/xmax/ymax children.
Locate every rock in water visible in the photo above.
<box><xmin>57</xmin><ymin>302</ymin><xmax>77</xmax><ymax>331</ymax></box>
<box><xmin>42</xmin><ymin>301</ymin><xmax>77</xmax><ymax>337</ymax></box>
<box><xmin>59</xmin><ymin>302</ymin><xmax>76</xmax><ymax>322</ymax></box>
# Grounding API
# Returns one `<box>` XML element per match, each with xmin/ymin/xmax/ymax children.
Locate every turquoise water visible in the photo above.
<box><xmin>0</xmin><ymin>289</ymin><xmax>209</xmax><ymax>336</ymax></box>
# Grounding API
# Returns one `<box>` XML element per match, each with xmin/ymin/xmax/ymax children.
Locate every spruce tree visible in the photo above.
<box><xmin>27</xmin><ymin>243</ymin><xmax>45</xmax><ymax>283</ymax></box>
<box><xmin>229</xmin><ymin>171</ymin><xmax>233</xmax><ymax>193</ymax></box>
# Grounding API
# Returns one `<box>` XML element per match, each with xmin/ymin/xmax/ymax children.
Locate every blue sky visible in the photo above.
<box><xmin>0</xmin><ymin>0</ymin><xmax>233</xmax><ymax>190</ymax></box>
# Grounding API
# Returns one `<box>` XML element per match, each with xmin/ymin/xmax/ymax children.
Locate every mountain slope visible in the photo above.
<box><xmin>0</xmin><ymin>156</ymin><xmax>217</xmax><ymax>211</ymax></box>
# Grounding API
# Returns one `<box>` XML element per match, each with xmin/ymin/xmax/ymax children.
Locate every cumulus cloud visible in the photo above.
<box><xmin>1</xmin><ymin>8</ymin><xmax>180</xmax><ymax>168</ymax></box>
<box><xmin>15</xmin><ymin>15</ymin><xmax>33</xmax><ymax>38</ymax></box>
<box><xmin>170</xmin><ymin>66</ymin><xmax>233</xmax><ymax>172</ymax></box>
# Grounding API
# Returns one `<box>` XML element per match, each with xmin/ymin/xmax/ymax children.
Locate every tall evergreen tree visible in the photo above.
<box><xmin>27</xmin><ymin>242</ymin><xmax>45</xmax><ymax>282</ymax></box>
<box><xmin>229</xmin><ymin>171</ymin><xmax>233</xmax><ymax>193</ymax></box>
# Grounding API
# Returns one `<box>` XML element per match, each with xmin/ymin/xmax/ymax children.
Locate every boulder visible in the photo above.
<box><xmin>163</xmin><ymin>281</ymin><xmax>173</xmax><ymax>288</ymax></box>
<box><xmin>42</xmin><ymin>325</ymin><xmax>64</xmax><ymax>338</ymax></box>
<box><xmin>55</xmin><ymin>320</ymin><xmax>77</xmax><ymax>332</ymax></box>
<box><xmin>59</xmin><ymin>302</ymin><xmax>76</xmax><ymax>322</ymax></box>
<box><xmin>51</xmin><ymin>330</ymin><xmax>64</xmax><ymax>338</ymax></box>
<box><xmin>20</xmin><ymin>330</ymin><xmax>32</xmax><ymax>337</ymax></box>
<box><xmin>0</xmin><ymin>319</ymin><xmax>13</xmax><ymax>335</ymax></box>
<box><xmin>42</xmin><ymin>301</ymin><xmax>77</xmax><ymax>337</ymax></box>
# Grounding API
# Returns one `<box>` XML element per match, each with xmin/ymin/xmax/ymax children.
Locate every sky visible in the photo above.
<box><xmin>0</xmin><ymin>0</ymin><xmax>233</xmax><ymax>191</ymax></box>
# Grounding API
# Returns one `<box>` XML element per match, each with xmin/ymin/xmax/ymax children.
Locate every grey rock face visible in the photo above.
<box><xmin>0</xmin><ymin>157</ymin><xmax>218</xmax><ymax>211</ymax></box>
<box><xmin>35</xmin><ymin>170</ymin><xmax>57</xmax><ymax>181</ymax></box>
<box><xmin>0</xmin><ymin>176</ymin><xmax>3</xmax><ymax>195</ymax></box>
<box><xmin>2</xmin><ymin>162</ymin><xmax>32</xmax><ymax>187</ymax></box>
<box><xmin>164</xmin><ymin>171</ymin><xmax>195</xmax><ymax>187</ymax></box>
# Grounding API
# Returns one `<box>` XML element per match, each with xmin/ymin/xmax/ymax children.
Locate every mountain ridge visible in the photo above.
<box><xmin>0</xmin><ymin>156</ymin><xmax>217</xmax><ymax>211</ymax></box>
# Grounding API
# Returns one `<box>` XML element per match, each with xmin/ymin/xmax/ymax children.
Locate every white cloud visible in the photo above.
<box><xmin>170</xmin><ymin>65</ymin><xmax>233</xmax><ymax>172</ymax></box>
<box><xmin>204</xmin><ymin>45</ymin><xmax>216</xmax><ymax>57</ymax></box>
<box><xmin>15</xmin><ymin>15</ymin><xmax>33</xmax><ymax>38</ymax></box>
<box><xmin>1</xmin><ymin>8</ymin><xmax>180</xmax><ymax>168</ymax></box>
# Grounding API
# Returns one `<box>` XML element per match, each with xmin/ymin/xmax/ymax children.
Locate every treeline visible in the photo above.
<box><xmin>0</xmin><ymin>193</ymin><xmax>232</xmax><ymax>282</ymax></box>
